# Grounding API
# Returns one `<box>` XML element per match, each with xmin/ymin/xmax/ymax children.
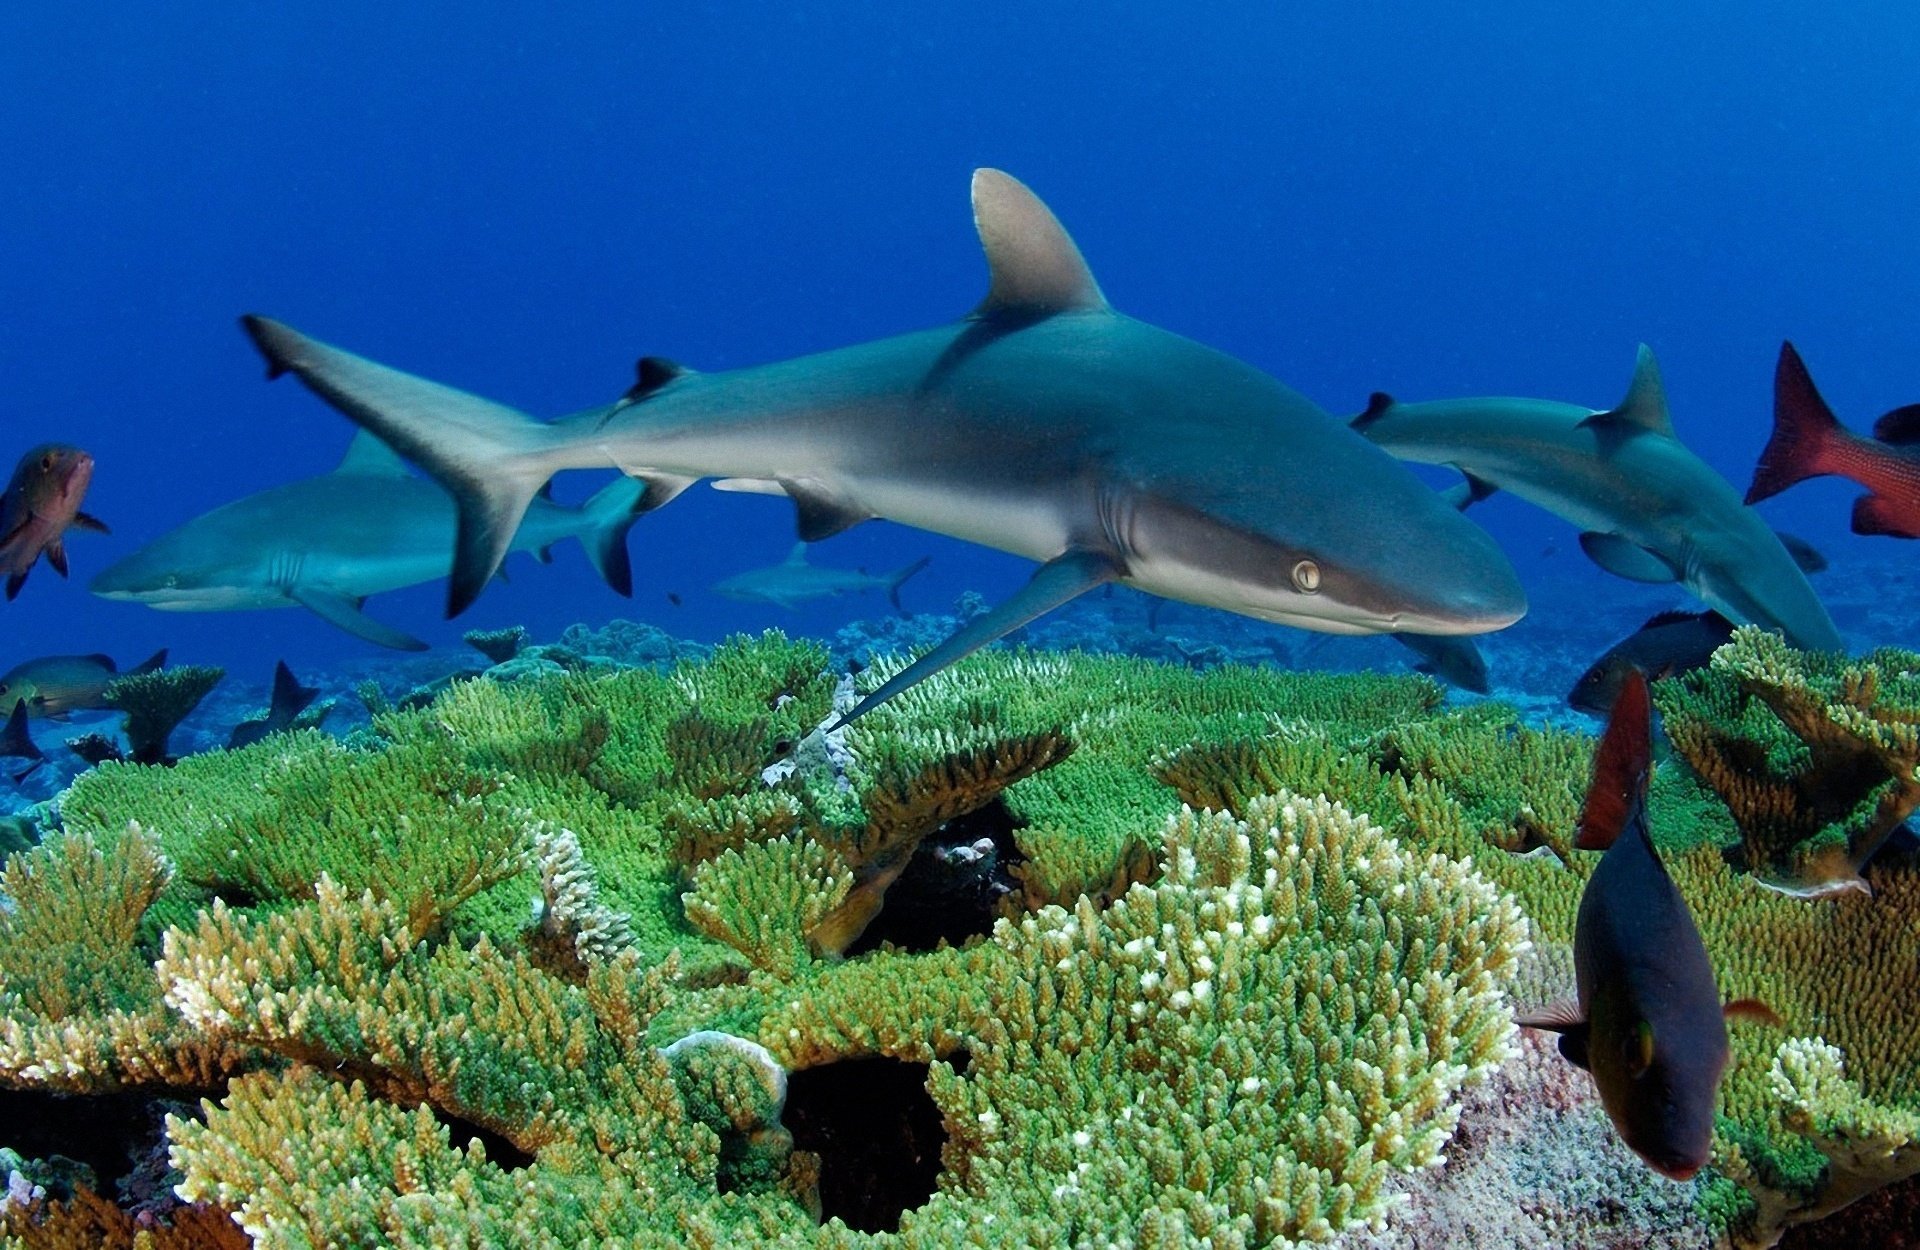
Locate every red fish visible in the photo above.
<box><xmin>0</xmin><ymin>444</ymin><xmax>108</xmax><ymax>600</ymax></box>
<box><xmin>1747</xmin><ymin>342</ymin><xmax>1920</xmax><ymax>537</ymax></box>
<box><xmin>1519</xmin><ymin>669</ymin><xmax>1777</xmax><ymax>1180</ymax></box>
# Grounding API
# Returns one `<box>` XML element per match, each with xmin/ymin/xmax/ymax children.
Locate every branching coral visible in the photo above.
<box><xmin>103</xmin><ymin>665</ymin><xmax>224</xmax><ymax>767</ymax></box>
<box><xmin>1655</xmin><ymin>626</ymin><xmax>1920</xmax><ymax>896</ymax></box>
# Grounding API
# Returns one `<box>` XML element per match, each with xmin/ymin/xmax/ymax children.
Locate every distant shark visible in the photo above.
<box><xmin>712</xmin><ymin>543</ymin><xmax>930</xmax><ymax>611</ymax></box>
<box><xmin>91</xmin><ymin>433</ymin><xmax>644</xmax><ymax>650</ymax></box>
<box><xmin>1353</xmin><ymin>347</ymin><xmax>1843</xmax><ymax>654</ymax></box>
<box><xmin>241</xmin><ymin>169</ymin><xmax>1524</xmax><ymax>720</ymax></box>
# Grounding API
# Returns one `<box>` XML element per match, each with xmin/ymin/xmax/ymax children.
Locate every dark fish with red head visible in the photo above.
<box><xmin>1520</xmin><ymin>669</ymin><xmax>1776</xmax><ymax>1180</ymax></box>
<box><xmin>0</xmin><ymin>444</ymin><xmax>108</xmax><ymax>600</ymax></box>
<box><xmin>1748</xmin><ymin>342</ymin><xmax>1920</xmax><ymax>538</ymax></box>
<box><xmin>1567</xmin><ymin>609</ymin><xmax>1735</xmax><ymax>716</ymax></box>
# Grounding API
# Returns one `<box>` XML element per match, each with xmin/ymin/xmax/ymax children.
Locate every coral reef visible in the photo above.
<box><xmin>103</xmin><ymin>665</ymin><xmax>225</xmax><ymax>767</ymax></box>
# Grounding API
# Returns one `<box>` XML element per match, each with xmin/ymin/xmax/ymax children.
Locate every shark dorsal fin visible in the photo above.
<box><xmin>1579</xmin><ymin>345</ymin><xmax>1674</xmax><ymax>440</ymax></box>
<box><xmin>784</xmin><ymin>542</ymin><xmax>810</xmax><ymax>565</ymax></box>
<box><xmin>971</xmin><ymin>169</ymin><xmax>1107</xmax><ymax>317</ymax></box>
<box><xmin>333</xmin><ymin>431</ymin><xmax>413</xmax><ymax>477</ymax></box>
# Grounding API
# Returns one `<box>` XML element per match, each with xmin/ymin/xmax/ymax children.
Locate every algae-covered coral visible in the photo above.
<box><xmin>4</xmin><ymin>631</ymin><xmax>1920</xmax><ymax>1247</ymax></box>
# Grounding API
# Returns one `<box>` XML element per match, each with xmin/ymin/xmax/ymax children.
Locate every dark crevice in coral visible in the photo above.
<box><xmin>844</xmin><ymin>797</ymin><xmax>1024</xmax><ymax>957</ymax></box>
<box><xmin>0</xmin><ymin>1088</ymin><xmax>200</xmax><ymax>1211</ymax></box>
<box><xmin>784</xmin><ymin>1057</ymin><xmax>946</xmax><ymax>1233</ymax></box>
<box><xmin>1780</xmin><ymin>1166</ymin><xmax>1920</xmax><ymax>1249</ymax></box>
<box><xmin>430</xmin><ymin>1106</ymin><xmax>536</xmax><ymax>1171</ymax></box>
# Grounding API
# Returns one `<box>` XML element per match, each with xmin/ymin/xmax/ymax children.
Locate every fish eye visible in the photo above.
<box><xmin>1291</xmin><ymin>559</ymin><xmax>1321</xmax><ymax>593</ymax></box>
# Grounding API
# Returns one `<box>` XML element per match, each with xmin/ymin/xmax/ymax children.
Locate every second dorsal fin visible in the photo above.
<box><xmin>970</xmin><ymin>169</ymin><xmax>1107</xmax><ymax>317</ymax></box>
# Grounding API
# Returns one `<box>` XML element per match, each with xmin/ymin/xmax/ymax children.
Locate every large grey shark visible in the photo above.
<box><xmin>1352</xmin><ymin>349</ymin><xmax>1843</xmax><ymax>654</ymax></box>
<box><xmin>240</xmin><ymin>169</ymin><xmax>1525</xmax><ymax>720</ymax></box>
<box><xmin>91</xmin><ymin>433</ymin><xmax>644</xmax><ymax>650</ymax></box>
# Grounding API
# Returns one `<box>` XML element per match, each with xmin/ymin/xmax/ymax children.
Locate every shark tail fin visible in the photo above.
<box><xmin>1575</xmin><ymin>667</ymin><xmax>1652</xmax><ymax>852</ymax></box>
<box><xmin>1748</xmin><ymin>341</ymin><xmax>1848</xmax><ymax>505</ymax></box>
<box><xmin>2</xmin><ymin>701</ymin><xmax>43</xmax><ymax>764</ymax></box>
<box><xmin>886</xmin><ymin>556</ymin><xmax>931</xmax><ymax>612</ymax></box>
<box><xmin>131</xmin><ymin>648</ymin><xmax>168</xmax><ymax>675</ymax></box>
<box><xmin>241</xmin><ymin>316</ymin><xmax>566</xmax><ymax>617</ymax></box>
<box><xmin>269</xmin><ymin>660</ymin><xmax>321</xmax><ymax>727</ymax></box>
<box><xmin>577</xmin><ymin>478</ymin><xmax>648</xmax><ymax>598</ymax></box>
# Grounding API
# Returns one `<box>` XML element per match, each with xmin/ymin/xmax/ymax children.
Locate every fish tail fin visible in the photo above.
<box><xmin>241</xmin><ymin>316</ymin><xmax>570</xmax><ymax>617</ymax></box>
<box><xmin>2</xmin><ymin>701</ymin><xmax>43</xmax><ymax>764</ymax></box>
<box><xmin>132</xmin><ymin>648</ymin><xmax>168</xmax><ymax>675</ymax></box>
<box><xmin>1576</xmin><ymin>667</ymin><xmax>1652</xmax><ymax>851</ymax></box>
<box><xmin>1747</xmin><ymin>341</ymin><xmax>1848</xmax><ymax>504</ymax></box>
<box><xmin>576</xmin><ymin>478</ymin><xmax>648</xmax><ymax>598</ymax></box>
<box><xmin>269</xmin><ymin>660</ymin><xmax>321</xmax><ymax>726</ymax></box>
<box><xmin>886</xmin><ymin>556</ymin><xmax>931</xmax><ymax>612</ymax></box>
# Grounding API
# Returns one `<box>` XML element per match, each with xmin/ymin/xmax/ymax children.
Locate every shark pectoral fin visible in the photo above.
<box><xmin>1579</xmin><ymin>344</ymin><xmax>1676</xmax><ymax>442</ymax></box>
<box><xmin>831</xmin><ymin>549</ymin><xmax>1120</xmax><ymax>728</ymax></box>
<box><xmin>1439</xmin><ymin>471</ymin><xmax>1499</xmax><ymax>512</ymax></box>
<box><xmin>1578</xmin><ymin>532</ymin><xmax>1681</xmax><ymax>583</ymax></box>
<box><xmin>970</xmin><ymin>170</ymin><xmax>1108</xmax><ymax>317</ymax></box>
<box><xmin>779</xmin><ymin>479</ymin><xmax>872</xmax><ymax>542</ymax></box>
<box><xmin>291</xmin><ymin>588</ymin><xmax>430</xmax><ymax>652</ymax></box>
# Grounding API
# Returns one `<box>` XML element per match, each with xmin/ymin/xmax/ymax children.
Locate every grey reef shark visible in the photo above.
<box><xmin>1352</xmin><ymin>348</ymin><xmax>1843</xmax><ymax>654</ymax></box>
<box><xmin>91</xmin><ymin>432</ymin><xmax>645</xmax><ymax>650</ymax></box>
<box><xmin>712</xmin><ymin>542</ymin><xmax>930</xmax><ymax>612</ymax></box>
<box><xmin>241</xmin><ymin>169</ymin><xmax>1525</xmax><ymax>722</ymax></box>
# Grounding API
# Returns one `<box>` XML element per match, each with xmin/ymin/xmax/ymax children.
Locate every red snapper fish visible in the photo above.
<box><xmin>0</xmin><ymin>444</ymin><xmax>108</xmax><ymax>600</ymax></box>
<box><xmin>1748</xmin><ymin>341</ymin><xmax>1920</xmax><ymax>537</ymax></box>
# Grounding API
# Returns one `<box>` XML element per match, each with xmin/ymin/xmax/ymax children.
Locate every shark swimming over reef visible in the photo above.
<box><xmin>1353</xmin><ymin>347</ymin><xmax>1843</xmax><ymax>655</ymax></box>
<box><xmin>239</xmin><ymin>169</ymin><xmax>1524</xmax><ymax>721</ymax></box>
<box><xmin>712</xmin><ymin>543</ymin><xmax>929</xmax><ymax>611</ymax></box>
<box><xmin>91</xmin><ymin>433</ymin><xmax>645</xmax><ymax>650</ymax></box>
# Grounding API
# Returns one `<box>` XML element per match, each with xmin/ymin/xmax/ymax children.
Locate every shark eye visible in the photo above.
<box><xmin>1291</xmin><ymin>559</ymin><xmax>1321</xmax><ymax>593</ymax></box>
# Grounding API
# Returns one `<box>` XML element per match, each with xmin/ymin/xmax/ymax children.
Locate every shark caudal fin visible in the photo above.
<box><xmin>1747</xmin><ymin>342</ymin><xmax>1848</xmax><ymax>505</ymax></box>
<box><xmin>576</xmin><ymin>477</ymin><xmax>648</xmax><ymax>597</ymax></box>
<box><xmin>241</xmin><ymin>316</ymin><xmax>567</xmax><ymax>617</ymax></box>
<box><xmin>886</xmin><ymin>556</ymin><xmax>931</xmax><ymax>611</ymax></box>
<box><xmin>1576</xmin><ymin>667</ymin><xmax>1652</xmax><ymax>852</ymax></box>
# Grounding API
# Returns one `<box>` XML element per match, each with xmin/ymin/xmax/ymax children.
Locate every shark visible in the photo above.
<box><xmin>91</xmin><ymin>433</ymin><xmax>645</xmax><ymax>650</ymax></box>
<box><xmin>712</xmin><ymin>543</ymin><xmax>930</xmax><ymax>611</ymax></box>
<box><xmin>1352</xmin><ymin>347</ymin><xmax>1843</xmax><ymax>654</ymax></box>
<box><xmin>240</xmin><ymin>169</ymin><xmax>1525</xmax><ymax>720</ymax></box>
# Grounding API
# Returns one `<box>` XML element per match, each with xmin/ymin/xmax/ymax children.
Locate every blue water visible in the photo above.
<box><xmin>3</xmin><ymin>4</ymin><xmax>1917</xmax><ymax>704</ymax></box>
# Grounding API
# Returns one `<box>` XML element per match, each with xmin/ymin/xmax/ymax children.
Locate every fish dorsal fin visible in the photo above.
<box><xmin>1872</xmin><ymin>403</ymin><xmax>1920</xmax><ymax>445</ymax></box>
<box><xmin>1578</xmin><ymin>345</ymin><xmax>1674</xmax><ymax>440</ymax></box>
<box><xmin>84</xmin><ymin>653</ymin><xmax>117</xmax><ymax>672</ymax></box>
<box><xmin>333</xmin><ymin>430</ymin><xmax>413</xmax><ymax>477</ymax></box>
<box><xmin>625</xmin><ymin>356</ymin><xmax>690</xmax><ymax>402</ymax></box>
<box><xmin>971</xmin><ymin>169</ymin><xmax>1107</xmax><ymax>317</ymax></box>
<box><xmin>783</xmin><ymin>542</ymin><xmax>810</xmax><ymax>566</ymax></box>
<box><xmin>1576</xmin><ymin>667</ymin><xmax>1651</xmax><ymax>851</ymax></box>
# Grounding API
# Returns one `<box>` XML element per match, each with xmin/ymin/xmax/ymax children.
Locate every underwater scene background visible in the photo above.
<box><xmin>6</xmin><ymin>4</ymin><xmax>1920</xmax><ymax>1248</ymax></box>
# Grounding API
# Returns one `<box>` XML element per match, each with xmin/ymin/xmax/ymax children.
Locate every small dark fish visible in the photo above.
<box><xmin>1</xmin><ymin>701</ymin><xmax>45</xmax><ymax>782</ymax></box>
<box><xmin>1567</xmin><ymin>611</ymin><xmax>1734</xmax><ymax>717</ymax></box>
<box><xmin>0</xmin><ymin>649</ymin><xmax>167</xmax><ymax>720</ymax></box>
<box><xmin>667</xmin><ymin>591</ymin><xmax>683</xmax><ymax>607</ymax></box>
<box><xmin>0</xmin><ymin>444</ymin><xmax>108</xmax><ymax>600</ymax></box>
<box><xmin>1748</xmin><ymin>341</ymin><xmax>1920</xmax><ymax>538</ymax></box>
<box><xmin>1393</xmin><ymin>632</ymin><xmax>1490</xmax><ymax>694</ymax></box>
<box><xmin>1519</xmin><ymin>670</ymin><xmax>1776</xmax><ymax>1180</ymax></box>
<box><xmin>228</xmin><ymin>661</ymin><xmax>322</xmax><ymax>750</ymax></box>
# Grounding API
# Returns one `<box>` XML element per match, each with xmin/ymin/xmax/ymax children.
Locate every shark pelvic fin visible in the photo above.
<box><xmin>970</xmin><ymin>169</ymin><xmax>1107</xmax><ymax>317</ymax></box>
<box><xmin>333</xmin><ymin>431</ymin><xmax>414</xmax><ymax>477</ymax></box>
<box><xmin>291</xmin><ymin>587</ymin><xmax>429</xmax><ymax>651</ymax></box>
<box><xmin>1578</xmin><ymin>532</ymin><xmax>1681</xmax><ymax>583</ymax></box>
<box><xmin>1579</xmin><ymin>344</ymin><xmax>1674</xmax><ymax>442</ymax></box>
<box><xmin>830</xmin><ymin>548</ymin><xmax>1120</xmax><ymax>729</ymax></box>
<box><xmin>781</xmin><ymin>478</ymin><xmax>873</xmax><ymax>542</ymax></box>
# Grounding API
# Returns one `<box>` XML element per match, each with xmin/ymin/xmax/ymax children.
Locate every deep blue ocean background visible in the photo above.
<box><xmin>3</xmin><ymin>4</ymin><xmax>1917</xmax><ymax>749</ymax></box>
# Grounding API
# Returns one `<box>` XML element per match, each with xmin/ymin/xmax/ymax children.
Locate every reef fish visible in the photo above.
<box><xmin>1353</xmin><ymin>349</ymin><xmax>1842</xmax><ymax>654</ymax></box>
<box><xmin>1391</xmin><ymin>631</ymin><xmax>1490</xmax><ymax>693</ymax></box>
<box><xmin>0</xmin><ymin>649</ymin><xmax>166</xmax><ymax>720</ymax></box>
<box><xmin>1566</xmin><ymin>609</ymin><xmax>1736</xmax><ymax>717</ymax></box>
<box><xmin>1519</xmin><ymin>670</ymin><xmax>1773</xmax><ymax>1180</ymax></box>
<box><xmin>712</xmin><ymin>543</ymin><xmax>930</xmax><ymax>611</ymax></box>
<box><xmin>228</xmin><ymin>660</ymin><xmax>322</xmax><ymax>750</ymax></box>
<box><xmin>1747</xmin><ymin>340</ymin><xmax>1920</xmax><ymax>539</ymax></box>
<box><xmin>92</xmin><ymin>433</ymin><xmax>647</xmax><ymax>651</ymax></box>
<box><xmin>0</xmin><ymin>444</ymin><xmax>108</xmax><ymax>600</ymax></box>
<box><xmin>241</xmin><ymin>169</ymin><xmax>1525</xmax><ymax>723</ymax></box>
